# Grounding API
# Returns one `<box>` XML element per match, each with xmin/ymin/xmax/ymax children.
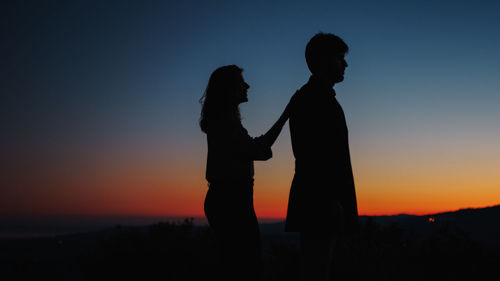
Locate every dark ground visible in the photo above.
<box><xmin>2</xmin><ymin>206</ymin><xmax>500</xmax><ymax>281</ymax></box>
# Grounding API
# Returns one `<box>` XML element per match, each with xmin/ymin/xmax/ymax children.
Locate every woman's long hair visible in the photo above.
<box><xmin>199</xmin><ymin>65</ymin><xmax>242</xmax><ymax>133</ymax></box>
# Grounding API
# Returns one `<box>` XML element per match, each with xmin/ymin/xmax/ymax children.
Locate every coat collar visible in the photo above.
<box><xmin>307</xmin><ymin>75</ymin><xmax>336</xmax><ymax>97</ymax></box>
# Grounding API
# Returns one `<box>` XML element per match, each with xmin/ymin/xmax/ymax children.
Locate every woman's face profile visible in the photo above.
<box><xmin>233</xmin><ymin>73</ymin><xmax>250</xmax><ymax>104</ymax></box>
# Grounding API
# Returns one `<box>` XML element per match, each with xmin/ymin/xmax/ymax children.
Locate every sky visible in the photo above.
<box><xmin>2</xmin><ymin>0</ymin><xmax>500</xmax><ymax>219</ymax></box>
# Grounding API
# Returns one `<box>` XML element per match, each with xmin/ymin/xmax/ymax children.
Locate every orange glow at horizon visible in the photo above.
<box><xmin>2</xmin><ymin>135</ymin><xmax>499</xmax><ymax>219</ymax></box>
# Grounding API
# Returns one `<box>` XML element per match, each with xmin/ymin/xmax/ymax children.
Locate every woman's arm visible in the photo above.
<box><xmin>230</xmin><ymin>97</ymin><xmax>293</xmax><ymax>161</ymax></box>
<box><xmin>258</xmin><ymin>99</ymin><xmax>292</xmax><ymax>147</ymax></box>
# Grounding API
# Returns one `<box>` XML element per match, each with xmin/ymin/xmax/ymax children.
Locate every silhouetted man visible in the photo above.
<box><xmin>285</xmin><ymin>33</ymin><xmax>359</xmax><ymax>281</ymax></box>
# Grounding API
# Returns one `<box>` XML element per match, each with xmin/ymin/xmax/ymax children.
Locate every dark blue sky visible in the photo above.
<box><xmin>2</xmin><ymin>0</ymin><xmax>500</xmax><ymax>216</ymax></box>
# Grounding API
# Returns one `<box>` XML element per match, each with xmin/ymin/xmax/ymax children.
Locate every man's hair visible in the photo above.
<box><xmin>305</xmin><ymin>32</ymin><xmax>348</xmax><ymax>74</ymax></box>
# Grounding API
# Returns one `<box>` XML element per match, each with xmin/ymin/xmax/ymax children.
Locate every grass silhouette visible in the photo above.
<box><xmin>2</xmin><ymin>215</ymin><xmax>499</xmax><ymax>281</ymax></box>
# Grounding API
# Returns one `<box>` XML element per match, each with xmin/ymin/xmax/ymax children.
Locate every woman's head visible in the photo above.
<box><xmin>199</xmin><ymin>65</ymin><xmax>249</xmax><ymax>133</ymax></box>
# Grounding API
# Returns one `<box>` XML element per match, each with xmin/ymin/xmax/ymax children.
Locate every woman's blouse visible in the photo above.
<box><xmin>205</xmin><ymin>118</ymin><xmax>272</xmax><ymax>182</ymax></box>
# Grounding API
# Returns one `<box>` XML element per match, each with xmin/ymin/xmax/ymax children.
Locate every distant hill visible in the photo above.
<box><xmin>393</xmin><ymin>205</ymin><xmax>500</xmax><ymax>247</ymax></box>
<box><xmin>259</xmin><ymin>205</ymin><xmax>500</xmax><ymax>247</ymax></box>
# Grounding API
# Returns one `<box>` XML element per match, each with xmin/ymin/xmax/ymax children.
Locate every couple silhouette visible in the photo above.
<box><xmin>200</xmin><ymin>33</ymin><xmax>359</xmax><ymax>281</ymax></box>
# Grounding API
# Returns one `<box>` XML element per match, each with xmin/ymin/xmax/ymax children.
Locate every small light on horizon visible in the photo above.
<box><xmin>428</xmin><ymin>217</ymin><xmax>435</xmax><ymax>223</ymax></box>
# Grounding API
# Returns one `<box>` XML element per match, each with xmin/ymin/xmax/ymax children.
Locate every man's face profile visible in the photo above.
<box><xmin>328</xmin><ymin>52</ymin><xmax>347</xmax><ymax>83</ymax></box>
<box><xmin>315</xmin><ymin>51</ymin><xmax>348</xmax><ymax>85</ymax></box>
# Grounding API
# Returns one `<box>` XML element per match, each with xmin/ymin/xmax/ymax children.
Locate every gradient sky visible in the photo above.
<box><xmin>2</xmin><ymin>0</ymin><xmax>500</xmax><ymax>219</ymax></box>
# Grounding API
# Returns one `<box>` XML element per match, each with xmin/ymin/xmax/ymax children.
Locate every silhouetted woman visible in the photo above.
<box><xmin>200</xmin><ymin>65</ymin><xmax>289</xmax><ymax>281</ymax></box>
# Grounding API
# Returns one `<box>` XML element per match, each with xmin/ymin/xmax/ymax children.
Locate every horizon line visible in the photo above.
<box><xmin>2</xmin><ymin>204</ymin><xmax>498</xmax><ymax>220</ymax></box>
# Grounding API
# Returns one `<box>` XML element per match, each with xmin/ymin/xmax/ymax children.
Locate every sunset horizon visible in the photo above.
<box><xmin>5</xmin><ymin>201</ymin><xmax>499</xmax><ymax>219</ymax></box>
<box><xmin>2</xmin><ymin>1</ymin><xmax>499</xmax><ymax>230</ymax></box>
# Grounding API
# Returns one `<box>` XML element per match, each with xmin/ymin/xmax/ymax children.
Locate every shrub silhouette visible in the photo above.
<box><xmin>81</xmin><ymin>218</ymin><xmax>217</xmax><ymax>281</ymax></box>
<box><xmin>4</xmin><ymin>216</ymin><xmax>497</xmax><ymax>281</ymax></box>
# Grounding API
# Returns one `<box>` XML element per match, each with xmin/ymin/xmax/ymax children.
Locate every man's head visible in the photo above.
<box><xmin>305</xmin><ymin>33</ymin><xmax>348</xmax><ymax>84</ymax></box>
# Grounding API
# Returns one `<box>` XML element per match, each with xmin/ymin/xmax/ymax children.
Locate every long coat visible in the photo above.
<box><xmin>285</xmin><ymin>75</ymin><xmax>358</xmax><ymax>233</ymax></box>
